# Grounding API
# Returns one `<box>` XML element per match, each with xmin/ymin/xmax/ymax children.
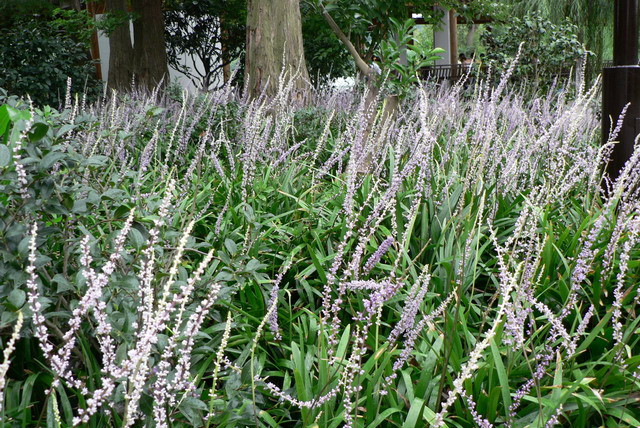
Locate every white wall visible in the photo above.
<box><xmin>433</xmin><ymin>6</ymin><xmax>451</xmax><ymax>66</ymax></box>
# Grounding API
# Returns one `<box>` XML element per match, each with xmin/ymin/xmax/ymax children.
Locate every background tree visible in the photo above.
<box><xmin>311</xmin><ymin>0</ymin><xmax>431</xmax><ymax>74</ymax></box>
<box><xmin>164</xmin><ymin>0</ymin><xmax>246</xmax><ymax>91</ymax></box>
<box><xmin>105</xmin><ymin>0</ymin><xmax>134</xmax><ymax>92</ymax></box>
<box><xmin>309</xmin><ymin>0</ymin><xmax>498</xmax><ymax>76</ymax></box>
<box><xmin>245</xmin><ymin>0</ymin><xmax>310</xmax><ymax>99</ymax></box>
<box><xmin>131</xmin><ymin>0</ymin><xmax>169</xmax><ymax>91</ymax></box>
<box><xmin>481</xmin><ymin>12</ymin><xmax>587</xmax><ymax>86</ymax></box>
<box><xmin>313</xmin><ymin>1</ymin><xmax>466</xmax><ymax>104</ymax></box>
<box><xmin>503</xmin><ymin>0</ymin><xmax>613</xmax><ymax>78</ymax></box>
<box><xmin>300</xmin><ymin>2</ymin><xmax>354</xmax><ymax>86</ymax></box>
<box><xmin>105</xmin><ymin>0</ymin><xmax>169</xmax><ymax>93</ymax></box>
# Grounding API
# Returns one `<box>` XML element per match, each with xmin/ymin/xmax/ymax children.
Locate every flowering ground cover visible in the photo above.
<box><xmin>0</xmin><ymin>72</ymin><xmax>639</xmax><ymax>427</ymax></box>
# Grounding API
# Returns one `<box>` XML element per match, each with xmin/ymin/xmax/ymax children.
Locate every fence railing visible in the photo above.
<box><xmin>420</xmin><ymin>64</ymin><xmax>474</xmax><ymax>81</ymax></box>
<box><xmin>420</xmin><ymin>62</ymin><xmax>611</xmax><ymax>82</ymax></box>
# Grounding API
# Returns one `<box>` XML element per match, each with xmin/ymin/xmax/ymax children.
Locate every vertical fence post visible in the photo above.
<box><xmin>602</xmin><ymin>0</ymin><xmax>640</xmax><ymax>183</ymax></box>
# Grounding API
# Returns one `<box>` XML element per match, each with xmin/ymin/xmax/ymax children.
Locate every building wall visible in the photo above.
<box><xmin>433</xmin><ymin>6</ymin><xmax>452</xmax><ymax>66</ymax></box>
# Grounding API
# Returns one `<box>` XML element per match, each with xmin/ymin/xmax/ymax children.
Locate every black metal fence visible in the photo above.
<box><xmin>420</xmin><ymin>62</ymin><xmax>611</xmax><ymax>82</ymax></box>
<box><xmin>420</xmin><ymin>61</ymin><xmax>613</xmax><ymax>81</ymax></box>
<box><xmin>420</xmin><ymin>64</ymin><xmax>473</xmax><ymax>81</ymax></box>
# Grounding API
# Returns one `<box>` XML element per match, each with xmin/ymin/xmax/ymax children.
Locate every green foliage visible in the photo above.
<box><xmin>0</xmin><ymin>2</ymin><xmax>103</xmax><ymax>109</ymax></box>
<box><xmin>96</xmin><ymin>9</ymin><xmax>138</xmax><ymax>36</ymax></box>
<box><xmin>0</xmin><ymin>96</ymin><xmax>128</xmax><ymax>332</ymax></box>
<box><xmin>377</xmin><ymin>18</ymin><xmax>445</xmax><ymax>97</ymax></box>
<box><xmin>454</xmin><ymin>0</ymin><xmax>509</xmax><ymax>22</ymax></box>
<box><xmin>0</xmin><ymin>20</ymin><xmax>102</xmax><ymax>108</ymax></box>
<box><xmin>481</xmin><ymin>12</ymin><xmax>587</xmax><ymax>85</ymax></box>
<box><xmin>293</xmin><ymin>106</ymin><xmax>345</xmax><ymax>144</ymax></box>
<box><xmin>501</xmin><ymin>0</ymin><xmax>611</xmax><ymax>78</ymax></box>
<box><xmin>308</xmin><ymin>0</ymin><xmax>443</xmax><ymax>72</ymax></box>
<box><xmin>310</xmin><ymin>0</ymin><xmax>501</xmax><ymax>65</ymax></box>
<box><xmin>0</xmin><ymin>0</ymin><xmax>55</xmax><ymax>29</ymax></box>
<box><xmin>301</xmin><ymin>3</ymin><xmax>354</xmax><ymax>85</ymax></box>
<box><xmin>51</xmin><ymin>8</ymin><xmax>98</xmax><ymax>47</ymax></box>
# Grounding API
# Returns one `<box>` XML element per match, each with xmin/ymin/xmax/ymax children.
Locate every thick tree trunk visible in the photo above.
<box><xmin>222</xmin><ymin>63</ymin><xmax>231</xmax><ymax>84</ymax></box>
<box><xmin>131</xmin><ymin>0</ymin><xmax>169</xmax><ymax>92</ymax></box>
<box><xmin>449</xmin><ymin>9</ymin><xmax>458</xmax><ymax>80</ymax></box>
<box><xmin>106</xmin><ymin>0</ymin><xmax>169</xmax><ymax>93</ymax></box>
<box><xmin>105</xmin><ymin>0</ymin><xmax>134</xmax><ymax>92</ymax></box>
<box><xmin>245</xmin><ymin>0</ymin><xmax>310</xmax><ymax>99</ymax></box>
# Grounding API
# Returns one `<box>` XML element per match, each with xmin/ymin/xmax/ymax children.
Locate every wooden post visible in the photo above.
<box><xmin>602</xmin><ymin>0</ymin><xmax>640</xmax><ymax>183</ymax></box>
<box><xmin>614</xmin><ymin>0</ymin><xmax>639</xmax><ymax>65</ymax></box>
<box><xmin>86</xmin><ymin>1</ymin><xmax>104</xmax><ymax>81</ymax></box>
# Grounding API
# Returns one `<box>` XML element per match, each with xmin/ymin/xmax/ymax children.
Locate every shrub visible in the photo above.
<box><xmin>0</xmin><ymin>20</ymin><xmax>102</xmax><ymax>108</ymax></box>
<box><xmin>481</xmin><ymin>13</ymin><xmax>587</xmax><ymax>86</ymax></box>
<box><xmin>0</xmin><ymin>95</ymin><xmax>129</xmax><ymax>331</ymax></box>
<box><xmin>0</xmin><ymin>0</ymin><xmax>55</xmax><ymax>28</ymax></box>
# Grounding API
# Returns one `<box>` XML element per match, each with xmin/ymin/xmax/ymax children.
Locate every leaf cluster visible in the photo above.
<box><xmin>0</xmin><ymin>20</ymin><xmax>102</xmax><ymax>108</ymax></box>
<box><xmin>481</xmin><ymin>12</ymin><xmax>587</xmax><ymax>86</ymax></box>
<box><xmin>376</xmin><ymin>18</ymin><xmax>445</xmax><ymax>97</ymax></box>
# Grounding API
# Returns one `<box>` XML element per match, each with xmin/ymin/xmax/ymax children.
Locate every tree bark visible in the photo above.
<box><xmin>105</xmin><ymin>0</ymin><xmax>134</xmax><ymax>93</ymax></box>
<box><xmin>106</xmin><ymin>0</ymin><xmax>169</xmax><ymax>93</ymax></box>
<box><xmin>220</xmin><ymin>16</ymin><xmax>231</xmax><ymax>83</ymax></box>
<box><xmin>131</xmin><ymin>0</ymin><xmax>170</xmax><ymax>92</ymax></box>
<box><xmin>245</xmin><ymin>0</ymin><xmax>310</xmax><ymax>99</ymax></box>
<box><xmin>466</xmin><ymin>24</ymin><xmax>477</xmax><ymax>49</ymax></box>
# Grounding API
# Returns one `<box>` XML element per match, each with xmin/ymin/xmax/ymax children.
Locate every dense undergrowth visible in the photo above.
<box><xmin>0</xmin><ymin>71</ymin><xmax>639</xmax><ymax>428</ymax></box>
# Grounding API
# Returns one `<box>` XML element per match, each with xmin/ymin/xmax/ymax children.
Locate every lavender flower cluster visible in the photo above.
<box><xmin>23</xmin><ymin>182</ymin><xmax>225</xmax><ymax>426</ymax></box>
<box><xmin>5</xmin><ymin>60</ymin><xmax>640</xmax><ymax>428</ymax></box>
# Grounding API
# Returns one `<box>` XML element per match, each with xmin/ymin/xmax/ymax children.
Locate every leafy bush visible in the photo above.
<box><xmin>0</xmin><ymin>0</ymin><xmax>55</xmax><ymax>28</ymax></box>
<box><xmin>376</xmin><ymin>18</ymin><xmax>445</xmax><ymax>98</ymax></box>
<box><xmin>481</xmin><ymin>13</ymin><xmax>587</xmax><ymax>85</ymax></box>
<box><xmin>0</xmin><ymin>19</ymin><xmax>102</xmax><ymax>108</ymax></box>
<box><xmin>0</xmin><ymin>95</ymin><xmax>129</xmax><ymax>329</ymax></box>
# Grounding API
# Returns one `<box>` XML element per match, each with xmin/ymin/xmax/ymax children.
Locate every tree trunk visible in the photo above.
<box><xmin>466</xmin><ymin>24</ymin><xmax>477</xmax><ymax>50</ymax></box>
<box><xmin>245</xmin><ymin>0</ymin><xmax>310</xmax><ymax>99</ymax></box>
<box><xmin>106</xmin><ymin>0</ymin><xmax>169</xmax><ymax>93</ymax></box>
<box><xmin>220</xmin><ymin>16</ymin><xmax>231</xmax><ymax>83</ymax></box>
<box><xmin>131</xmin><ymin>0</ymin><xmax>169</xmax><ymax>92</ymax></box>
<box><xmin>105</xmin><ymin>0</ymin><xmax>135</xmax><ymax>92</ymax></box>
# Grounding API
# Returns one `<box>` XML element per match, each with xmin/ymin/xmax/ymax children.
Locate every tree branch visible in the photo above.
<box><xmin>321</xmin><ymin>7</ymin><xmax>372</xmax><ymax>77</ymax></box>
